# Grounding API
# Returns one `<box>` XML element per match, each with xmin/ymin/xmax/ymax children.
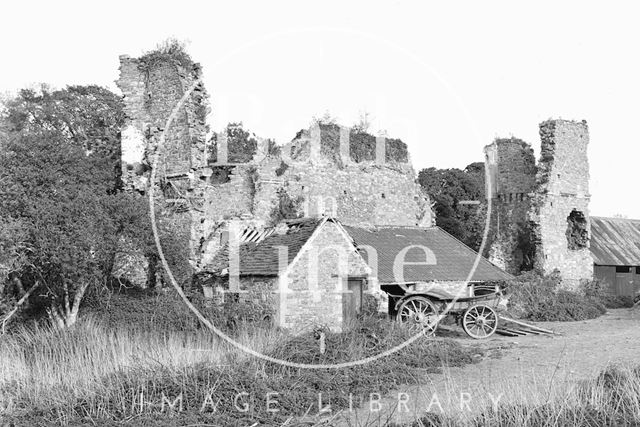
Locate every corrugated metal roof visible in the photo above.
<box><xmin>343</xmin><ymin>225</ymin><xmax>513</xmax><ymax>283</ymax></box>
<box><xmin>590</xmin><ymin>216</ymin><xmax>640</xmax><ymax>266</ymax></box>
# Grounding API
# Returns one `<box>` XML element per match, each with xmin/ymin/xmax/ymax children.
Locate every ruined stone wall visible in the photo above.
<box><xmin>530</xmin><ymin>120</ymin><xmax>593</xmax><ymax>289</ymax></box>
<box><xmin>252</xmin><ymin>124</ymin><xmax>433</xmax><ymax>228</ymax></box>
<box><xmin>119</xmin><ymin>51</ymin><xmax>432</xmax><ymax>280</ymax></box>
<box><xmin>197</xmin><ymin>124</ymin><xmax>433</xmax><ymax>270</ymax></box>
<box><xmin>484</xmin><ymin>139</ymin><xmax>537</xmax><ymax>274</ymax></box>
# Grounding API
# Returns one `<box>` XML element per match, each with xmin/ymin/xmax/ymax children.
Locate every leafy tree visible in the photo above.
<box><xmin>3</xmin><ymin>85</ymin><xmax>125</xmax><ymax>186</ymax></box>
<box><xmin>0</xmin><ymin>85</ymin><xmax>154</xmax><ymax>328</ymax></box>
<box><xmin>418</xmin><ymin>162</ymin><xmax>486</xmax><ymax>251</ymax></box>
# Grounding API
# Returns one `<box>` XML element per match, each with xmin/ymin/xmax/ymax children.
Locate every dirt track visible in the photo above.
<box><xmin>341</xmin><ymin>308</ymin><xmax>640</xmax><ymax>425</ymax></box>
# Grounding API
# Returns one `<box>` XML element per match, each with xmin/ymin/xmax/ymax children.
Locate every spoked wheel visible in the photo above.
<box><xmin>396</xmin><ymin>296</ymin><xmax>440</xmax><ymax>335</ymax></box>
<box><xmin>462</xmin><ymin>304</ymin><xmax>498</xmax><ymax>339</ymax></box>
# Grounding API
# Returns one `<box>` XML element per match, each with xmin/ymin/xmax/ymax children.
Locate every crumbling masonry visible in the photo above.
<box><xmin>485</xmin><ymin>119</ymin><xmax>593</xmax><ymax>289</ymax></box>
<box><xmin>116</xmin><ymin>52</ymin><xmax>433</xmax><ymax>282</ymax></box>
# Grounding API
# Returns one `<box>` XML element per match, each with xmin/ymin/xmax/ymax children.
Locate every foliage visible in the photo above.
<box><xmin>268</xmin><ymin>188</ymin><xmax>304</xmax><ymax>226</ymax></box>
<box><xmin>507</xmin><ymin>270</ymin><xmax>606</xmax><ymax>321</ymax></box>
<box><xmin>2</xmin><ymin>84</ymin><xmax>125</xmax><ymax>184</ymax></box>
<box><xmin>418</xmin><ymin>163</ymin><xmax>486</xmax><ymax>251</ymax></box>
<box><xmin>0</xmin><ymin>85</ymin><xmax>153</xmax><ymax>327</ymax></box>
<box><xmin>87</xmin><ymin>288</ymin><xmax>275</xmax><ymax>334</ymax></box>
<box><xmin>0</xmin><ymin>217</ymin><xmax>28</xmax><ymax>285</ymax></box>
<box><xmin>581</xmin><ymin>277</ymin><xmax>636</xmax><ymax>309</ymax></box>
<box><xmin>209</xmin><ymin>122</ymin><xmax>258</xmax><ymax>164</ymax></box>
<box><xmin>139</xmin><ymin>38</ymin><xmax>194</xmax><ymax>71</ymax></box>
<box><xmin>349</xmin><ymin>127</ymin><xmax>408</xmax><ymax>163</ymax></box>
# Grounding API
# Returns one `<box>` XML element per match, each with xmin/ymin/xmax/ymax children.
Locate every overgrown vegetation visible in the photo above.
<box><xmin>418</xmin><ymin>163</ymin><xmax>486</xmax><ymax>251</ymax></box>
<box><xmin>139</xmin><ymin>38</ymin><xmax>194</xmax><ymax>71</ymax></box>
<box><xmin>87</xmin><ymin>289</ymin><xmax>275</xmax><ymax>334</ymax></box>
<box><xmin>506</xmin><ymin>270</ymin><xmax>606</xmax><ymax>321</ymax></box>
<box><xmin>209</xmin><ymin>122</ymin><xmax>258</xmax><ymax>164</ymax></box>
<box><xmin>0</xmin><ymin>314</ymin><xmax>479</xmax><ymax>425</ymax></box>
<box><xmin>395</xmin><ymin>364</ymin><xmax>640</xmax><ymax>426</ymax></box>
<box><xmin>582</xmin><ymin>276</ymin><xmax>637</xmax><ymax>309</ymax></box>
<box><xmin>268</xmin><ymin>187</ymin><xmax>304</xmax><ymax>226</ymax></box>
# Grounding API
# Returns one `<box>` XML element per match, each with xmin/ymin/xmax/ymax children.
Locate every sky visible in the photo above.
<box><xmin>1</xmin><ymin>1</ymin><xmax>638</xmax><ymax>217</ymax></box>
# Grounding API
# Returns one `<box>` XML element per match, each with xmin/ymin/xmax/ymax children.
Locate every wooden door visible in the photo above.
<box><xmin>342</xmin><ymin>278</ymin><xmax>363</xmax><ymax>325</ymax></box>
<box><xmin>615</xmin><ymin>270</ymin><xmax>635</xmax><ymax>296</ymax></box>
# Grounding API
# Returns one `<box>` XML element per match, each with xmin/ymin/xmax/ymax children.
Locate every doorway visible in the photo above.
<box><xmin>342</xmin><ymin>277</ymin><xmax>364</xmax><ymax>325</ymax></box>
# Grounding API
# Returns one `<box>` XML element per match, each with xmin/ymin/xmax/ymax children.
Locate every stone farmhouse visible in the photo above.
<box><xmin>205</xmin><ymin>217</ymin><xmax>511</xmax><ymax>332</ymax></box>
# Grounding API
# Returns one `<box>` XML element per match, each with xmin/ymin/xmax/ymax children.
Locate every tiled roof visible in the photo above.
<box><xmin>342</xmin><ymin>225</ymin><xmax>513</xmax><ymax>283</ymax></box>
<box><xmin>209</xmin><ymin>218</ymin><xmax>323</xmax><ymax>276</ymax></box>
<box><xmin>590</xmin><ymin>216</ymin><xmax>640</xmax><ymax>266</ymax></box>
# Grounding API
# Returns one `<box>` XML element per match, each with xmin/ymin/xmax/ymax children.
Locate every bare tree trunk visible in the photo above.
<box><xmin>47</xmin><ymin>281</ymin><xmax>90</xmax><ymax>329</ymax></box>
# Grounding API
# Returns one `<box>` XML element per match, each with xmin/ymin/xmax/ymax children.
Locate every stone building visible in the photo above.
<box><xmin>207</xmin><ymin>217</ymin><xmax>511</xmax><ymax>333</ymax></box>
<box><xmin>484</xmin><ymin>119</ymin><xmax>593</xmax><ymax>289</ymax></box>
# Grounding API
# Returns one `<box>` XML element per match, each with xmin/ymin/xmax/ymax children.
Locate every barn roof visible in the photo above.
<box><xmin>343</xmin><ymin>225</ymin><xmax>513</xmax><ymax>283</ymax></box>
<box><xmin>208</xmin><ymin>217</ymin><xmax>325</xmax><ymax>276</ymax></box>
<box><xmin>208</xmin><ymin>218</ymin><xmax>512</xmax><ymax>283</ymax></box>
<box><xmin>590</xmin><ymin>216</ymin><xmax>640</xmax><ymax>266</ymax></box>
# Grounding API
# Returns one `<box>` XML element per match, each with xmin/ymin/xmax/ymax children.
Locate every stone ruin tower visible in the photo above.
<box><xmin>484</xmin><ymin>138</ymin><xmax>537</xmax><ymax>274</ymax></box>
<box><xmin>117</xmin><ymin>51</ymin><xmax>210</xmax><ymax>278</ymax></box>
<box><xmin>485</xmin><ymin>119</ymin><xmax>593</xmax><ymax>289</ymax></box>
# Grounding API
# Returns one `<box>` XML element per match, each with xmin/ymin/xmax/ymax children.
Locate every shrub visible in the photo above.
<box><xmin>507</xmin><ymin>270</ymin><xmax>606</xmax><ymax>321</ymax></box>
<box><xmin>87</xmin><ymin>289</ymin><xmax>275</xmax><ymax>334</ymax></box>
<box><xmin>602</xmin><ymin>295</ymin><xmax>635</xmax><ymax>308</ymax></box>
<box><xmin>581</xmin><ymin>277</ymin><xmax>636</xmax><ymax>308</ymax></box>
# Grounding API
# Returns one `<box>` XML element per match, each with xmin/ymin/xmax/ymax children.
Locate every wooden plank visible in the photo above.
<box><xmin>498</xmin><ymin>315</ymin><xmax>555</xmax><ymax>334</ymax></box>
<box><xmin>501</xmin><ymin>327</ymin><xmax>530</xmax><ymax>336</ymax></box>
<box><xmin>495</xmin><ymin>329</ymin><xmax>520</xmax><ymax>337</ymax></box>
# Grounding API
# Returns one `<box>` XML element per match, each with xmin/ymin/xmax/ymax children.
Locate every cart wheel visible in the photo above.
<box><xmin>397</xmin><ymin>296</ymin><xmax>439</xmax><ymax>335</ymax></box>
<box><xmin>462</xmin><ymin>304</ymin><xmax>498</xmax><ymax>339</ymax></box>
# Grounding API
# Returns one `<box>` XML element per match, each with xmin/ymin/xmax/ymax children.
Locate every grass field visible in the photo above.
<box><xmin>2</xmin><ymin>315</ymin><xmax>639</xmax><ymax>426</ymax></box>
<box><xmin>0</xmin><ymin>315</ymin><xmax>476</xmax><ymax>425</ymax></box>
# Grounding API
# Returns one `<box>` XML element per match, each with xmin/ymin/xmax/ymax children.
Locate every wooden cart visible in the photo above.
<box><xmin>387</xmin><ymin>283</ymin><xmax>508</xmax><ymax>339</ymax></box>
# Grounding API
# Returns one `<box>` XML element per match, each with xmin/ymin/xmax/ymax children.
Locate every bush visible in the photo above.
<box><xmin>582</xmin><ymin>277</ymin><xmax>636</xmax><ymax>309</ymax></box>
<box><xmin>507</xmin><ymin>270</ymin><xmax>606</xmax><ymax>321</ymax></box>
<box><xmin>602</xmin><ymin>295</ymin><xmax>635</xmax><ymax>309</ymax></box>
<box><xmin>87</xmin><ymin>289</ymin><xmax>274</xmax><ymax>333</ymax></box>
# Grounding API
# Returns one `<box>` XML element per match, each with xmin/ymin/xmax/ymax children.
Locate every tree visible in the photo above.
<box><xmin>418</xmin><ymin>162</ymin><xmax>486</xmax><ymax>251</ymax></box>
<box><xmin>3</xmin><ymin>85</ymin><xmax>125</xmax><ymax>186</ymax></box>
<box><xmin>0</xmin><ymin>85</ymin><xmax>151</xmax><ymax>328</ymax></box>
<box><xmin>0</xmin><ymin>131</ymin><xmax>126</xmax><ymax>327</ymax></box>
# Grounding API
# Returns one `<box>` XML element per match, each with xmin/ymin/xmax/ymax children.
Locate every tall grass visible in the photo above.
<box><xmin>390</xmin><ymin>364</ymin><xmax>640</xmax><ymax>427</ymax></box>
<box><xmin>0</xmin><ymin>316</ymin><xmax>281</xmax><ymax>420</ymax></box>
<box><xmin>0</xmin><ymin>315</ymin><xmax>477</xmax><ymax>425</ymax></box>
<box><xmin>5</xmin><ymin>316</ymin><xmax>637</xmax><ymax>426</ymax></box>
